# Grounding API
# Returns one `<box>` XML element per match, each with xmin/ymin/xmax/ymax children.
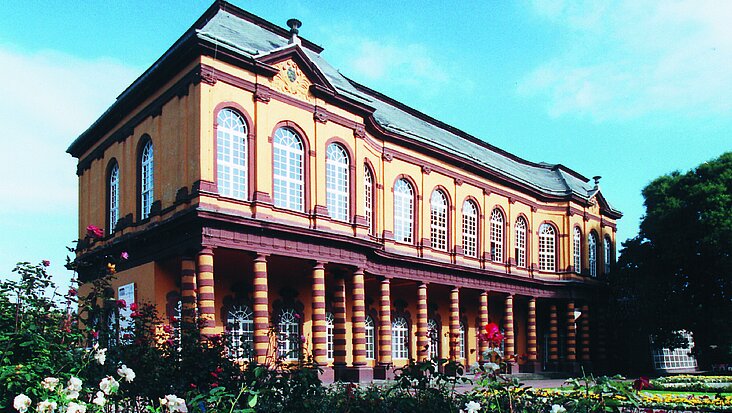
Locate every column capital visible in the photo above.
<box><xmin>313</xmin><ymin>261</ymin><xmax>326</xmax><ymax>270</ymax></box>
<box><xmin>253</xmin><ymin>253</ymin><xmax>269</xmax><ymax>263</ymax></box>
<box><xmin>198</xmin><ymin>247</ymin><xmax>214</xmax><ymax>256</ymax></box>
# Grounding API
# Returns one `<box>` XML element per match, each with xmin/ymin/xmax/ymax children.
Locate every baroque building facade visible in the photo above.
<box><xmin>69</xmin><ymin>1</ymin><xmax>621</xmax><ymax>382</ymax></box>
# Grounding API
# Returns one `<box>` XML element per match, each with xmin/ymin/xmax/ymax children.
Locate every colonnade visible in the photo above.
<box><xmin>180</xmin><ymin>249</ymin><xmax>597</xmax><ymax>377</ymax></box>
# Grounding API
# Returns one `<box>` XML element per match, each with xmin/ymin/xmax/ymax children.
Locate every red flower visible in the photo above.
<box><xmin>129</xmin><ymin>302</ymin><xmax>138</xmax><ymax>311</ymax></box>
<box><xmin>131</xmin><ymin>311</ymin><xmax>141</xmax><ymax>318</ymax></box>
<box><xmin>210</xmin><ymin>372</ymin><xmax>219</xmax><ymax>379</ymax></box>
<box><xmin>122</xmin><ymin>333</ymin><xmax>131</xmax><ymax>339</ymax></box>
<box><xmin>91</xmin><ymin>330</ymin><xmax>99</xmax><ymax>339</ymax></box>
<box><xmin>633</xmin><ymin>376</ymin><xmax>651</xmax><ymax>391</ymax></box>
<box><xmin>210</xmin><ymin>382</ymin><xmax>219</xmax><ymax>388</ymax></box>
<box><xmin>86</xmin><ymin>225</ymin><xmax>104</xmax><ymax>239</ymax></box>
<box><xmin>483</xmin><ymin>322</ymin><xmax>504</xmax><ymax>345</ymax></box>
<box><xmin>215</xmin><ymin>367</ymin><xmax>223</xmax><ymax>373</ymax></box>
<box><xmin>68</xmin><ymin>288</ymin><xmax>77</xmax><ymax>297</ymax></box>
<box><xmin>117</xmin><ymin>299</ymin><xmax>127</xmax><ymax>309</ymax></box>
<box><xmin>42</xmin><ymin>260</ymin><xmax>50</xmax><ymax>267</ymax></box>
<box><xmin>189</xmin><ymin>383</ymin><xmax>197</xmax><ymax>389</ymax></box>
<box><xmin>294</xmin><ymin>313</ymin><xmax>301</xmax><ymax>320</ymax></box>
<box><xmin>163</xmin><ymin>325</ymin><xmax>173</xmax><ymax>334</ymax></box>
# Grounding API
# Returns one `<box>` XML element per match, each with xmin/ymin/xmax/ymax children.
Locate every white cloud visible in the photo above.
<box><xmin>519</xmin><ymin>0</ymin><xmax>732</xmax><ymax>120</ymax></box>
<box><xmin>0</xmin><ymin>46</ymin><xmax>139</xmax><ymax>212</ymax></box>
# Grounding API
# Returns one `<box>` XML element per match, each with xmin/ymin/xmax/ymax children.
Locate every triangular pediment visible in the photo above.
<box><xmin>590</xmin><ymin>190</ymin><xmax>622</xmax><ymax>219</ymax></box>
<box><xmin>257</xmin><ymin>45</ymin><xmax>334</xmax><ymax>103</ymax></box>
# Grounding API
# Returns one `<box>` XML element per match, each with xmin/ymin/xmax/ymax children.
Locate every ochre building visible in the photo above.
<box><xmin>68</xmin><ymin>1</ymin><xmax>621</xmax><ymax>382</ymax></box>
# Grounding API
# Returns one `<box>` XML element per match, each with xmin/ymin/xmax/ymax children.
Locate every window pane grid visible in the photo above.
<box><xmin>364</xmin><ymin>166</ymin><xmax>374</xmax><ymax>235</ymax></box>
<box><xmin>227</xmin><ymin>305</ymin><xmax>254</xmax><ymax>359</ymax></box>
<box><xmin>539</xmin><ymin>224</ymin><xmax>556</xmax><ymax>272</ymax></box>
<box><xmin>393</xmin><ymin>179</ymin><xmax>414</xmax><ymax>244</ymax></box>
<box><xmin>573</xmin><ymin>227</ymin><xmax>582</xmax><ymax>273</ymax></box>
<box><xmin>326</xmin><ymin>144</ymin><xmax>349</xmax><ymax>222</ymax></box>
<box><xmin>140</xmin><ymin>141</ymin><xmax>154</xmax><ymax>219</ymax></box>
<box><xmin>588</xmin><ymin>233</ymin><xmax>598</xmax><ymax>278</ymax></box>
<box><xmin>392</xmin><ymin>317</ymin><xmax>409</xmax><ymax>359</ymax></box>
<box><xmin>273</xmin><ymin>128</ymin><xmax>304</xmax><ymax>211</ymax></box>
<box><xmin>365</xmin><ymin>316</ymin><xmax>375</xmax><ymax>359</ymax></box>
<box><xmin>109</xmin><ymin>164</ymin><xmax>119</xmax><ymax>234</ymax></box>
<box><xmin>459</xmin><ymin>322</ymin><xmax>466</xmax><ymax>359</ymax></box>
<box><xmin>277</xmin><ymin>309</ymin><xmax>300</xmax><ymax>361</ymax></box>
<box><xmin>217</xmin><ymin>109</ymin><xmax>248</xmax><ymax>200</ymax></box>
<box><xmin>515</xmin><ymin>218</ymin><xmax>527</xmax><ymax>268</ymax></box>
<box><xmin>604</xmin><ymin>236</ymin><xmax>612</xmax><ymax>274</ymax></box>
<box><xmin>428</xmin><ymin>319</ymin><xmax>440</xmax><ymax>359</ymax></box>
<box><xmin>462</xmin><ymin>201</ymin><xmax>478</xmax><ymax>258</ymax></box>
<box><xmin>326</xmin><ymin>312</ymin><xmax>334</xmax><ymax>360</ymax></box>
<box><xmin>490</xmin><ymin>209</ymin><xmax>504</xmax><ymax>262</ymax></box>
<box><xmin>430</xmin><ymin>190</ymin><xmax>448</xmax><ymax>251</ymax></box>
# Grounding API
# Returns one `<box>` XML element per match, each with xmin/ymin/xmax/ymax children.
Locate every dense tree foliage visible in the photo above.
<box><xmin>608</xmin><ymin>152</ymin><xmax>732</xmax><ymax>370</ymax></box>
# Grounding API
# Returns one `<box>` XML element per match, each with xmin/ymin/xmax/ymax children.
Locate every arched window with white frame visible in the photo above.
<box><xmin>573</xmin><ymin>227</ymin><xmax>582</xmax><ymax>273</ymax></box>
<box><xmin>216</xmin><ymin>108</ymin><xmax>248</xmax><ymax>200</ymax></box>
<box><xmin>538</xmin><ymin>224</ymin><xmax>556</xmax><ymax>272</ymax></box>
<box><xmin>490</xmin><ymin>208</ymin><xmax>504</xmax><ymax>262</ymax></box>
<box><xmin>365</xmin><ymin>316</ymin><xmax>376</xmax><ymax>360</ymax></box>
<box><xmin>364</xmin><ymin>164</ymin><xmax>375</xmax><ymax>235</ymax></box>
<box><xmin>108</xmin><ymin>162</ymin><xmax>119</xmax><ymax>234</ymax></box>
<box><xmin>226</xmin><ymin>305</ymin><xmax>254</xmax><ymax>359</ymax></box>
<box><xmin>393</xmin><ymin>179</ymin><xmax>414</xmax><ymax>244</ymax></box>
<box><xmin>273</xmin><ymin>127</ymin><xmax>304</xmax><ymax>211</ymax></box>
<box><xmin>430</xmin><ymin>189</ymin><xmax>449</xmax><ymax>251</ymax></box>
<box><xmin>140</xmin><ymin>140</ymin><xmax>154</xmax><ymax>220</ymax></box>
<box><xmin>326</xmin><ymin>143</ymin><xmax>349</xmax><ymax>222</ymax></box>
<box><xmin>604</xmin><ymin>235</ymin><xmax>612</xmax><ymax>274</ymax></box>
<box><xmin>588</xmin><ymin>232</ymin><xmax>598</xmax><ymax>278</ymax></box>
<box><xmin>392</xmin><ymin>317</ymin><xmax>409</xmax><ymax>359</ymax></box>
<box><xmin>326</xmin><ymin>312</ymin><xmax>335</xmax><ymax>360</ymax></box>
<box><xmin>459</xmin><ymin>321</ymin><xmax>466</xmax><ymax>359</ymax></box>
<box><xmin>515</xmin><ymin>217</ymin><xmax>527</xmax><ymax>268</ymax></box>
<box><xmin>427</xmin><ymin>318</ymin><xmax>440</xmax><ymax>359</ymax></box>
<box><xmin>277</xmin><ymin>308</ymin><xmax>300</xmax><ymax>361</ymax></box>
<box><xmin>462</xmin><ymin>200</ymin><xmax>478</xmax><ymax>258</ymax></box>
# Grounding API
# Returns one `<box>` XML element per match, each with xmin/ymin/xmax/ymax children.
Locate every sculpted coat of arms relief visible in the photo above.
<box><xmin>270</xmin><ymin>60</ymin><xmax>314</xmax><ymax>103</ymax></box>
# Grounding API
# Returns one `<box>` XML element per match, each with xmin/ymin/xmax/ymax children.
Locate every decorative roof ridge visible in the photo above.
<box><xmin>341</xmin><ymin>74</ymin><xmax>592</xmax><ymax>182</ymax></box>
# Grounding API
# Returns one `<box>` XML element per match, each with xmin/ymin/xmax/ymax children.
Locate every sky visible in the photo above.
<box><xmin>1</xmin><ymin>0</ymin><xmax>730</xmax><ymax>290</ymax></box>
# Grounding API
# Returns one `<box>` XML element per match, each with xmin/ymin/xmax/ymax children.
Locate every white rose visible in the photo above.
<box><xmin>37</xmin><ymin>400</ymin><xmax>57</xmax><ymax>413</ymax></box>
<box><xmin>551</xmin><ymin>404</ymin><xmax>567</xmax><ymax>413</ymax></box>
<box><xmin>163</xmin><ymin>395</ymin><xmax>188</xmax><ymax>413</ymax></box>
<box><xmin>99</xmin><ymin>376</ymin><xmax>119</xmax><ymax>395</ymax></box>
<box><xmin>93</xmin><ymin>391</ymin><xmax>106</xmax><ymax>407</ymax></box>
<box><xmin>464</xmin><ymin>400</ymin><xmax>481</xmax><ymax>413</ymax></box>
<box><xmin>42</xmin><ymin>377</ymin><xmax>60</xmax><ymax>391</ymax></box>
<box><xmin>117</xmin><ymin>364</ymin><xmax>136</xmax><ymax>383</ymax></box>
<box><xmin>94</xmin><ymin>348</ymin><xmax>107</xmax><ymax>365</ymax></box>
<box><xmin>13</xmin><ymin>394</ymin><xmax>31</xmax><ymax>413</ymax></box>
<box><xmin>67</xmin><ymin>377</ymin><xmax>83</xmax><ymax>391</ymax></box>
<box><xmin>66</xmin><ymin>402</ymin><xmax>87</xmax><ymax>413</ymax></box>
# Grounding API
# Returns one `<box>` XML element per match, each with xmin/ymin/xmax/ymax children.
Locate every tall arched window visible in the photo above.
<box><xmin>604</xmin><ymin>235</ymin><xmax>612</xmax><ymax>274</ymax></box>
<box><xmin>427</xmin><ymin>318</ymin><xmax>440</xmax><ymax>359</ymax></box>
<box><xmin>459</xmin><ymin>322</ymin><xmax>467</xmax><ymax>359</ymax></box>
<box><xmin>226</xmin><ymin>305</ymin><xmax>254</xmax><ymax>359</ymax></box>
<box><xmin>277</xmin><ymin>308</ymin><xmax>300</xmax><ymax>361</ymax></box>
<box><xmin>364</xmin><ymin>165</ymin><xmax>375</xmax><ymax>235</ymax></box>
<box><xmin>588</xmin><ymin>232</ymin><xmax>598</xmax><ymax>278</ymax></box>
<box><xmin>393</xmin><ymin>179</ymin><xmax>414</xmax><ymax>244</ymax></box>
<box><xmin>490</xmin><ymin>208</ymin><xmax>504</xmax><ymax>262</ymax></box>
<box><xmin>326</xmin><ymin>143</ymin><xmax>349</xmax><ymax>222</ymax></box>
<box><xmin>430</xmin><ymin>189</ymin><xmax>449</xmax><ymax>251</ymax></box>
<box><xmin>108</xmin><ymin>162</ymin><xmax>119</xmax><ymax>234</ymax></box>
<box><xmin>538</xmin><ymin>224</ymin><xmax>556</xmax><ymax>272</ymax></box>
<box><xmin>365</xmin><ymin>316</ymin><xmax>376</xmax><ymax>360</ymax></box>
<box><xmin>273</xmin><ymin>127</ymin><xmax>304</xmax><ymax>211</ymax></box>
<box><xmin>217</xmin><ymin>108</ymin><xmax>248</xmax><ymax>199</ymax></box>
<box><xmin>326</xmin><ymin>312</ymin><xmax>335</xmax><ymax>360</ymax></box>
<box><xmin>392</xmin><ymin>317</ymin><xmax>409</xmax><ymax>359</ymax></box>
<box><xmin>515</xmin><ymin>217</ymin><xmax>527</xmax><ymax>268</ymax></box>
<box><xmin>140</xmin><ymin>140</ymin><xmax>154</xmax><ymax>220</ymax></box>
<box><xmin>462</xmin><ymin>200</ymin><xmax>478</xmax><ymax>258</ymax></box>
<box><xmin>573</xmin><ymin>227</ymin><xmax>582</xmax><ymax>273</ymax></box>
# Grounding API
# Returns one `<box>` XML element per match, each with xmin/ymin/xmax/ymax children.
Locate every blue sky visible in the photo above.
<box><xmin>1</xmin><ymin>1</ymin><xmax>731</xmax><ymax>288</ymax></box>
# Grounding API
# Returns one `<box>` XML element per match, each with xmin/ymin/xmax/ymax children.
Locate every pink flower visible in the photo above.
<box><xmin>42</xmin><ymin>260</ymin><xmax>51</xmax><ymax>267</ymax></box>
<box><xmin>86</xmin><ymin>225</ymin><xmax>104</xmax><ymax>239</ymax></box>
<box><xmin>129</xmin><ymin>303</ymin><xmax>138</xmax><ymax>311</ymax></box>
<box><xmin>91</xmin><ymin>330</ymin><xmax>99</xmax><ymax>339</ymax></box>
<box><xmin>120</xmin><ymin>252</ymin><xmax>129</xmax><ymax>260</ymax></box>
<box><xmin>294</xmin><ymin>313</ymin><xmax>301</xmax><ymax>320</ymax></box>
<box><xmin>116</xmin><ymin>299</ymin><xmax>127</xmax><ymax>309</ymax></box>
<box><xmin>163</xmin><ymin>325</ymin><xmax>173</xmax><ymax>334</ymax></box>
<box><xmin>300</xmin><ymin>335</ymin><xmax>306</xmax><ymax>343</ymax></box>
<box><xmin>68</xmin><ymin>288</ymin><xmax>78</xmax><ymax>297</ymax></box>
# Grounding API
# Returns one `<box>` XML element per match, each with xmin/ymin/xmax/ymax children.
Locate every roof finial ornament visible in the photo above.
<box><xmin>287</xmin><ymin>18</ymin><xmax>302</xmax><ymax>46</ymax></box>
<box><xmin>592</xmin><ymin>175</ymin><xmax>601</xmax><ymax>189</ymax></box>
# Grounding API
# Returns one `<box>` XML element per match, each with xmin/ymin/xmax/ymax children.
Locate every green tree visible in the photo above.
<box><xmin>608</xmin><ymin>152</ymin><xmax>732</xmax><ymax>371</ymax></box>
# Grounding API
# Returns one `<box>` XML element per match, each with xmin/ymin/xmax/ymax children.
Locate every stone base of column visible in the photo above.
<box><xmin>503</xmin><ymin>362</ymin><xmax>516</xmax><ymax>374</ymax></box>
<box><xmin>373</xmin><ymin>363</ymin><xmax>394</xmax><ymax>380</ymax></box>
<box><xmin>544</xmin><ymin>361</ymin><xmax>560</xmax><ymax>371</ymax></box>
<box><xmin>519</xmin><ymin>361</ymin><xmax>543</xmax><ymax>373</ymax></box>
<box><xmin>334</xmin><ymin>365</ymin><xmax>374</xmax><ymax>383</ymax></box>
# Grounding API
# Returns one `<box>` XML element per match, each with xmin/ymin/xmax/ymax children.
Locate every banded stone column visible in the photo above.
<box><xmin>450</xmin><ymin>287</ymin><xmax>460</xmax><ymax>360</ymax></box>
<box><xmin>580</xmin><ymin>304</ymin><xmax>590</xmax><ymax>362</ymax></box>
<box><xmin>197</xmin><ymin>248</ymin><xmax>216</xmax><ymax>335</ymax></box>
<box><xmin>417</xmin><ymin>283</ymin><xmax>429</xmax><ymax>360</ymax></box>
<box><xmin>180</xmin><ymin>256</ymin><xmax>197</xmax><ymax>324</ymax></box>
<box><xmin>504</xmin><ymin>294</ymin><xmax>515</xmax><ymax>358</ymax></box>
<box><xmin>333</xmin><ymin>276</ymin><xmax>347</xmax><ymax>366</ymax></box>
<box><xmin>311</xmin><ymin>262</ymin><xmax>327</xmax><ymax>365</ymax></box>
<box><xmin>352</xmin><ymin>269</ymin><xmax>367</xmax><ymax>366</ymax></box>
<box><xmin>549</xmin><ymin>304</ymin><xmax>559</xmax><ymax>364</ymax></box>
<box><xmin>566</xmin><ymin>301</ymin><xmax>577</xmax><ymax>362</ymax></box>
<box><xmin>378</xmin><ymin>278</ymin><xmax>392</xmax><ymax>366</ymax></box>
<box><xmin>479</xmin><ymin>291</ymin><xmax>489</xmax><ymax>360</ymax></box>
<box><xmin>528</xmin><ymin>297</ymin><xmax>538</xmax><ymax>365</ymax></box>
<box><xmin>253</xmin><ymin>254</ymin><xmax>270</xmax><ymax>363</ymax></box>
